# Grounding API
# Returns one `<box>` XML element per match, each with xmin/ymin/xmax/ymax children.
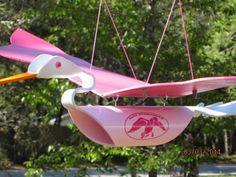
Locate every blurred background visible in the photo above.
<box><xmin>0</xmin><ymin>0</ymin><xmax>235</xmax><ymax>176</ymax></box>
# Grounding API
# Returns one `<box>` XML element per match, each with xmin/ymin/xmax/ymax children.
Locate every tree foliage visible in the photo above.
<box><xmin>0</xmin><ymin>0</ymin><xmax>236</xmax><ymax>177</ymax></box>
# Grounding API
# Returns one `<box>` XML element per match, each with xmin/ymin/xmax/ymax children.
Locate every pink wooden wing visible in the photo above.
<box><xmin>0</xmin><ymin>28</ymin><xmax>145</xmax><ymax>91</ymax></box>
<box><xmin>10</xmin><ymin>28</ymin><xmax>65</xmax><ymax>54</ymax></box>
<box><xmin>103</xmin><ymin>76</ymin><xmax>236</xmax><ymax>98</ymax></box>
<box><xmin>0</xmin><ymin>28</ymin><xmax>90</xmax><ymax>67</ymax></box>
<box><xmin>67</xmin><ymin>106</ymin><xmax>194</xmax><ymax>147</ymax></box>
<box><xmin>1</xmin><ymin>29</ymin><xmax>236</xmax><ymax>98</ymax></box>
<box><xmin>0</xmin><ymin>28</ymin><xmax>65</xmax><ymax>63</ymax></box>
<box><xmin>69</xmin><ymin>68</ymin><xmax>145</xmax><ymax>94</ymax></box>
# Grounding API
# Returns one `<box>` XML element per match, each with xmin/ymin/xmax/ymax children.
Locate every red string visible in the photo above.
<box><xmin>104</xmin><ymin>0</ymin><xmax>137</xmax><ymax>79</ymax></box>
<box><xmin>178</xmin><ymin>0</ymin><xmax>195</xmax><ymax>80</ymax></box>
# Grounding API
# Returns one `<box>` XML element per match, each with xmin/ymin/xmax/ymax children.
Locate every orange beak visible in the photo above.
<box><xmin>0</xmin><ymin>72</ymin><xmax>37</xmax><ymax>84</ymax></box>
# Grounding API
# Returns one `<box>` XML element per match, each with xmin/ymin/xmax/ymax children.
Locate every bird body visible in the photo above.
<box><xmin>128</xmin><ymin>117</ymin><xmax>167</xmax><ymax>139</ymax></box>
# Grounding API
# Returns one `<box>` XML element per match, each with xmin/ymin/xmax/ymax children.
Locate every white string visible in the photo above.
<box><xmin>113</xmin><ymin>96</ymin><xmax>119</xmax><ymax>106</ymax></box>
<box><xmin>146</xmin><ymin>0</ymin><xmax>177</xmax><ymax>83</ymax></box>
<box><xmin>90</xmin><ymin>0</ymin><xmax>103</xmax><ymax>72</ymax></box>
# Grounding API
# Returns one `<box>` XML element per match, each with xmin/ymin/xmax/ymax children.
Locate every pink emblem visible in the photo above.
<box><xmin>125</xmin><ymin>112</ymin><xmax>169</xmax><ymax>140</ymax></box>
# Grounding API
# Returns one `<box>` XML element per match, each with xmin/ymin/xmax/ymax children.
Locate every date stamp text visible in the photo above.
<box><xmin>182</xmin><ymin>148</ymin><xmax>221</xmax><ymax>156</ymax></box>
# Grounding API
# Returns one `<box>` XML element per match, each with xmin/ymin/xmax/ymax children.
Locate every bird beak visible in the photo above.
<box><xmin>0</xmin><ymin>72</ymin><xmax>37</xmax><ymax>84</ymax></box>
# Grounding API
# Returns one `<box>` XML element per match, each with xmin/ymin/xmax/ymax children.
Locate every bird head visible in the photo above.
<box><xmin>0</xmin><ymin>54</ymin><xmax>95</xmax><ymax>89</ymax></box>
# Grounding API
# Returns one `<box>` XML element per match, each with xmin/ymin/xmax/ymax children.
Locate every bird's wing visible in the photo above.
<box><xmin>153</xmin><ymin>118</ymin><xmax>166</xmax><ymax>131</ymax></box>
<box><xmin>0</xmin><ymin>28</ymin><xmax>66</xmax><ymax>63</ymax></box>
<box><xmin>0</xmin><ymin>28</ymin><xmax>91</xmax><ymax>67</ymax></box>
<box><xmin>69</xmin><ymin>66</ymin><xmax>145</xmax><ymax>96</ymax></box>
<box><xmin>103</xmin><ymin>76</ymin><xmax>236</xmax><ymax>98</ymax></box>
<box><xmin>0</xmin><ymin>28</ymin><xmax>146</xmax><ymax>95</ymax></box>
<box><xmin>2</xmin><ymin>29</ymin><xmax>236</xmax><ymax>98</ymax></box>
<box><xmin>127</xmin><ymin>117</ymin><xmax>148</xmax><ymax>133</ymax></box>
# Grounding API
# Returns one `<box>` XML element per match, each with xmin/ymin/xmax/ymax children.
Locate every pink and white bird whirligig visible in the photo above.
<box><xmin>1</xmin><ymin>0</ymin><xmax>236</xmax><ymax>147</ymax></box>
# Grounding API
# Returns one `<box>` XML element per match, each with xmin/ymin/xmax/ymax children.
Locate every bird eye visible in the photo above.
<box><xmin>55</xmin><ymin>61</ymin><xmax>62</xmax><ymax>68</ymax></box>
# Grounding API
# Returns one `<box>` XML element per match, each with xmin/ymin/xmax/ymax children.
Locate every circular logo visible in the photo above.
<box><xmin>124</xmin><ymin>112</ymin><xmax>169</xmax><ymax>140</ymax></box>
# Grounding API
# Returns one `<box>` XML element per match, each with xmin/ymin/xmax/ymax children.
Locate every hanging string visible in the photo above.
<box><xmin>146</xmin><ymin>0</ymin><xmax>177</xmax><ymax>83</ymax></box>
<box><xmin>104</xmin><ymin>0</ymin><xmax>137</xmax><ymax>79</ymax></box>
<box><xmin>113</xmin><ymin>96</ymin><xmax>119</xmax><ymax>106</ymax></box>
<box><xmin>178</xmin><ymin>0</ymin><xmax>194</xmax><ymax>80</ymax></box>
<box><xmin>90</xmin><ymin>0</ymin><xmax>103</xmax><ymax>72</ymax></box>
